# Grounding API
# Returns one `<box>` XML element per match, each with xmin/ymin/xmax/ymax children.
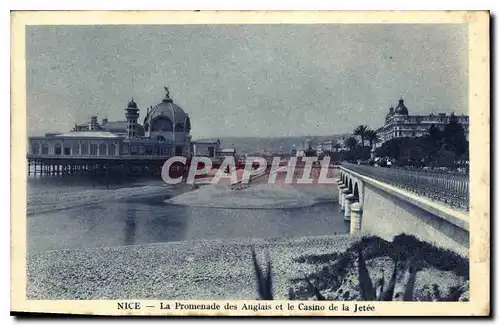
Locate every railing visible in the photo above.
<box><xmin>341</xmin><ymin>163</ymin><xmax>469</xmax><ymax>211</ymax></box>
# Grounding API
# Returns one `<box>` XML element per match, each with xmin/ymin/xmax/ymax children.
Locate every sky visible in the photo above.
<box><xmin>26</xmin><ymin>24</ymin><xmax>468</xmax><ymax>139</ymax></box>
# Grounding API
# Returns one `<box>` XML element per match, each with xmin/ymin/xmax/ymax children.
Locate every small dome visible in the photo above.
<box><xmin>386</xmin><ymin>107</ymin><xmax>395</xmax><ymax>120</ymax></box>
<box><xmin>394</xmin><ymin>99</ymin><xmax>409</xmax><ymax>115</ymax></box>
<box><xmin>127</xmin><ymin>98</ymin><xmax>138</xmax><ymax>109</ymax></box>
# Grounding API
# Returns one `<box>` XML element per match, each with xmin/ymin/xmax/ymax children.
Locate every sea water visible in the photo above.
<box><xmin>27</xmin><ymin>175</ymin><xmax>349</xmax><ymax>253</ymax></box>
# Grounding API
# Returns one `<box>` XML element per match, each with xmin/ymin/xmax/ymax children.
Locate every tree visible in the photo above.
<box><xmin>333</xmin><ymin>143</ymin><xmax>341</xmax><ymax>152</ymax></box>
<box><xmin>354</xmin><ymin>125</ymin><xmax>369</xmax><ymax>147</ymax></box>
<box><xmin>442</xmin><ymin>113</ymin><xmax>467</xmax><ymax>158</ymax></box>
<box><xmin>366</xmin><ymin>129</ymin><xmax>380</xmax><ymax>149</ymax></box>
<box><xmin>344</xmin><ymin>137</ymin><xmax>358</xmax><ymax>152</ymax></box>
<box><xmin>428</xmin><ymin>124</ymin><xmax>442</xmax><ymax>142</ymax></box>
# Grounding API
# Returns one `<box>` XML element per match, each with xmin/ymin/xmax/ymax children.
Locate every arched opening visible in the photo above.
<box><xmin>151</xmin><ymin>117</ymin><xmax>173</xmax><ymax>132</ymax></box>
<box><xmin>348</xmin><ymin>179</ymin><xmax>353</xmax><ymax>193</ymax></box>
<box><xmin>157</xmin><ymin>135</ymin><xmax>166</xmax><ymax>142</ymax></box>
<box><xmin>99</xmin><ymin>143</ymin><xmax>107</xmax><ymax>156</ymax></box>
<box><xmin>108</xmin><ymin>143</ymin><xmax>116</xmax><ymax>156</ymax></box>
<box><xmin>54</xmin><ymin>143</ymin><xmax>62</xmax><ymax>155</ymax></box>
<box><xmin>174</xmin><ymin>123</ymin><xmax>184</xmax><ymax>132</ymax></box>
<box><xmin>353</xmin><ymin>183</ymin><xmax>360</xmax><ymax>202</ymax></box>
<box><xmin>31</xmin><ymin>142</ymin><xmax>40</xmax><ymax>155</ymax></box>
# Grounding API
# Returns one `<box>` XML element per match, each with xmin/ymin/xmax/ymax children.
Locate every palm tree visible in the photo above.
<box><xmin>366</xmin><ymin>129</ymin><xmax>380</xmax><ymax>149</ymax></box>
<box><xmin>354</xmin><ymin>125</ymin><xmax>369</xmax><ymax>147</ymax></box>
<box><xmin>344</xmin><ymin>137</ymin><xmax>358</xmax><ymax>151</ymax></box>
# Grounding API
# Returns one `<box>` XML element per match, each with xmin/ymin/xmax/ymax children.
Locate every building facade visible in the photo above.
<box><xmin>377</xmin><ymin>98</ymin><xmax>469</xmax><ymax>145</ymax></box>
<box><xmin>28</xmin><ymin>88</ymin><xmax>192</xmax><ymax>159</ymax></box>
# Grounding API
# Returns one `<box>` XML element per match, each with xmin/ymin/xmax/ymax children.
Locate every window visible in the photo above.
<box><xmin>175</xmin><ymin>146</ymin><xmax>183</xmax><ymax>156</ymax></box>
<box><xmin>31</xmin><ymin>143</ymin><xmax>39</xmax><ymax>155</ymax></box>
<box><xmin>81</xmin><ymin>143</ymin><xmax>88</xmax><ymax>155</ymax></box>
<box><xmin>64</xmin><ymin>147</ymin><xmax>71</xmax><ymax>155</ymax></box>
<box><xmin>72</xmin><ymin>143</ymin><xmax>79</xmax><ymax>155</ymax></box>
<box><xmin>41</xmin><ymin>144</ymin><xmax>48</xmax><ymax>155</ymax></box>
<box><xmin>208</xmin><ymin>147</ymin><xmax>215</xmax><ymax>157</ymax></box>
<box><xmin>54</xmin><ymin>143</ymin><xmax>62</xmax><ymax>155</ymax></box>
<box><xmin>108</xmin><ymin>143</ymin><xmax>116</xmax><ymax>156</ymax></box>
<box><xmin>90</xmin><ymin>144</ymin><xmax>98</xmax><ymax>155</ymax></box>
<box><xmin>145</xmin><ymin>146</ymin><xmax>153</xmax><ymax>155</ymax></box>
<box><xmin>99</xmin><ymin>144</ymin><xmax>107</xmax><ymax>156</ymax></box>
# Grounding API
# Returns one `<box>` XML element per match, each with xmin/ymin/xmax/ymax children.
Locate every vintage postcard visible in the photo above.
<box><xmin>11</xmin><ymin>11</ymin><xmax>490</xmax><ymax>316</ymax></box>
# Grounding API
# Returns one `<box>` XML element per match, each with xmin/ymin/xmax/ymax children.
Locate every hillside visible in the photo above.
<box><xmin>194</xmin><ymin>135</ymin><xmax>350</xmax><ymax>155</ymax></box>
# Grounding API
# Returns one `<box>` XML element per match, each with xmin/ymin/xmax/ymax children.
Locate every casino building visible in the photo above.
<box><xmin>28</xmin><ymin>87</ymin><xmax>192</xmax><ymax>159</ymax></box>
<box><xmin>27</xmin><ymin>88</ymin><xmax>194</xmax><ymax>176</ymax></box>
<box><xmin>376</xmin><ymin>98</ymin><xmax>469</xmax><ymax>146</ymax></box>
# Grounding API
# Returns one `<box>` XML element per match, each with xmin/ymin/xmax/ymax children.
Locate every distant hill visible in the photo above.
<box><xmin>193</xmin><ymin>134</ymin><xmax>351</xmax><ymax>155</ymax></box>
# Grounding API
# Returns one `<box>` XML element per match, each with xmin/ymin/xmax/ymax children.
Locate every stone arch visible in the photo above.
<box><xmin>348</xmin><ymin>178</ymin><xmax>353</xmax><ymax>193</ymax></box>
<box><xmin>353</xmin><ymin>182</ymin><xmax>360</xmax><ymax>202</ymax></box>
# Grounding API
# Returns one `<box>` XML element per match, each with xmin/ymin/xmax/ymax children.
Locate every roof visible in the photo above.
<box><xmin>101</xmin><ymin>121</ymin><xmax>145</xmax><ymax>136</ymax></box>
<box><xmin>192</xmin><ymin>139</ymin><xmax>220</xmax><ymax>144</ymax></box>
<box><xmin>53</xmin><ymin>131</ymin><xmax>121</xmax><ymax>138</ymax></box>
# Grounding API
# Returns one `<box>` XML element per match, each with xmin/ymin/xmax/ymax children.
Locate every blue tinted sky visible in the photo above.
<box><xmin>26</xmin><ymin>24</ymin><xmax>468</xmax><ymax>138</ymax></box>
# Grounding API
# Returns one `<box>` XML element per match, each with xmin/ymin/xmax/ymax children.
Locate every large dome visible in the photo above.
<box><xmin>143</xmin><ymin>90</ymin><xmax>191</xmax><ymax>133</ymax></box>
<box><xmin>394</xmin><ymin>98</ymin><xmax>409</xmax><ymax>115</ymax></box>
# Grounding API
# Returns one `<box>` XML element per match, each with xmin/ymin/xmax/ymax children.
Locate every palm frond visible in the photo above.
<box><xmin>357</xmin><ymin>247</ymin><xmax>376</xmax><ymax>301</ymax></box>
<box><xmin>376</xmin><ymin>269</ymin><xmax>385</xmax><ymax>301</ymax></box>
<box><xmin>303</xmin><ymin>273</ymin><xmax>326</xmax><ymax>301</ymax></box>
<box><xmin>251</xmin><ymin>247</ymin><xmax>273</xmax><ymax>300</ymax></box>
<box><xmin>381</xmin><ymin>260</ymin><xmax>398</xmax><ymax>301</ymax></box>
<box><xmin>402</xmin><ymin>260</ymin><xmax>417</xmax><ymax>301</ymax></box>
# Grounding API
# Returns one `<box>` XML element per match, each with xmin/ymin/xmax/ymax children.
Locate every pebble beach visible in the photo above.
<box><xmin>27</xmin><ymin>234</ymin><xmax>359</xmax><ymax>300</ymax></box>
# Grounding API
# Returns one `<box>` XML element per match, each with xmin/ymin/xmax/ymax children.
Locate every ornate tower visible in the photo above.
<box><xmin>125</xmin><ymin>98</ymin><xmax>140</xmax><ymax>139</ymax></box>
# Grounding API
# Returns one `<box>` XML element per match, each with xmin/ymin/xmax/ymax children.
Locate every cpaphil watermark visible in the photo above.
<box><xmin>161</xmin><ymin>156</ymin><xmax>338</xmax><ymax>185</ymax></box>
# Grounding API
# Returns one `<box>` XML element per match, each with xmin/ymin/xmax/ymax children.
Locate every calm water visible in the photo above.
<box><xmin>27</xmin><ymin>175</ymin><xmax>349</xmax><ymax>253</ymax></box>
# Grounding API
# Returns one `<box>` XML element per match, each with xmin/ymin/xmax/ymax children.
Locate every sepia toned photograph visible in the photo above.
<box><xmin>10</xmin><ymin>11</ymin><xmax>490</xmax><ymax>316</ymax></box>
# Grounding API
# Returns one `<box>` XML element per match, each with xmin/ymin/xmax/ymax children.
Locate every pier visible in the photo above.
<box><xmin>27</xmin><ymin>154</ymin><xmax>175</xmax><ymax>177</ymax></box>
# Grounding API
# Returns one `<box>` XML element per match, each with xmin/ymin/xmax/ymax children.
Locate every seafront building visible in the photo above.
<box><xmin>29</xmin><ymin>88</ymin><xmax>192</xmax><ymax>160</ymax></box>
<box><xmin>377</xmin><ymin>98</ymin><xmax>469</xmax><ymax>146</ymax></box>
